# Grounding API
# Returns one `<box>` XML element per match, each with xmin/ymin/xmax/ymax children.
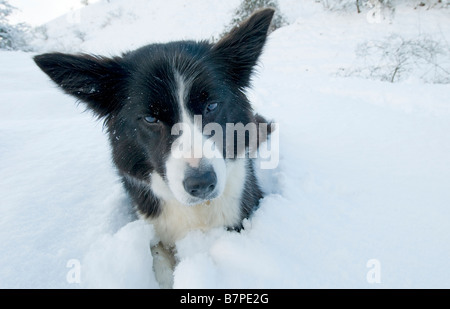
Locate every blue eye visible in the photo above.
<box><xmin>206</xmin><ymin>102</ymin><xmax>218</xmax><ymax>112</ymax></box>
<box><xmin>144</xmin><ymin>115</ymin><xmax>159</xmax><ymax>123</ymax></box>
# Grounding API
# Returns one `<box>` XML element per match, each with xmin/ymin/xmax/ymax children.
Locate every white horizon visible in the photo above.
<box><xmin>8</xmin><ymin>0</ymin><xmax>100</xmax><ymax>26</ymax></box>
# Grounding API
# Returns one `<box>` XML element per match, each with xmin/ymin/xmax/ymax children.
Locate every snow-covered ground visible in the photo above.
<box><xmin>1</xmin><ymin>0</ymin><xmax>449</xmax><ymax>288</ymax></box>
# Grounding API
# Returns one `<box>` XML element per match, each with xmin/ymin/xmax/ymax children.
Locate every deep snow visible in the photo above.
<box><xmin>1</xmin><ymin>0</ymin><xmax>449</xmax><ymax>288</ymax></box>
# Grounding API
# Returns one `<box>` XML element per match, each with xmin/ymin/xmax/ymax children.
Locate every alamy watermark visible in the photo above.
<box><xmin>66</xmin><ymin>259</ymin><xmax>81</xmax><ymax>284</ymax></box>
<box><xmin>365</xmin><ymin>0</ymin><xmax>395</xmax><ymax>24</ymax></box>
<box><xmin>366</xmin><ymin>1</ymin><xmax>383</xmax><ymax>23</ymax></box>
<box><xmin>170</xmin><ymin>115</ymin><xmax>279</xmax><ymax>170</ymax></box>
<box><xmin>65</xmin><ymin>258</ymin><xmax>381</xmax><ymax>285</ymax></box>
<box><xmin>366</xmin><ymin>258</ymin><xmax>381</xmax><ymax>284</ymax></box>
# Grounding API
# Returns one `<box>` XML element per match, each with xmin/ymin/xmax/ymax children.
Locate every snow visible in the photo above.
<box><xmin>1</xmin><ymin>0</ymin><xmax>450</xmax><ymax>288</ymax></box>
<box><xmin>9</xmin><ymin>0</ymin><xmax>101</xmax><ymax>27</ymax></box>
<box><xmin>30</xmin><ymin>0</ymin><xmax>242</xmax><ymax>54</ymax></box>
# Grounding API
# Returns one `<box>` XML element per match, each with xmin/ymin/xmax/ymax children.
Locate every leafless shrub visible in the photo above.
<box><xmin>0</xmin><ymin>0</ymin><xmax>32</xmax><ymax>50</ymax></box>
<box><xmin>338</xmin><ymin>34</ymin><xmax>450</xmax><ymax>84</ymax></box>
<box><xmin>215</xmin><ymin>0</ymin><xmax>287</xmax><ymax>41</ymax></box>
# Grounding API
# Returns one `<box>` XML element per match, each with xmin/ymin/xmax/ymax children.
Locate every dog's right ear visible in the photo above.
<box><xmin>34</xmin><ymin>53</ymin><xmax>128</xmax><ymax>118</ymax></box>
<box><xmin>212</xmin><ymin>8</ymin><xmax>274</xmax><ymax>89</ymax></box>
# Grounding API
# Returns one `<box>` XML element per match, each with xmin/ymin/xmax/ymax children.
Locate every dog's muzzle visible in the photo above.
<box><xmin>183</xmin><ymin>167</ymin><xmax>217</xmax><ymax>200</ymax></box>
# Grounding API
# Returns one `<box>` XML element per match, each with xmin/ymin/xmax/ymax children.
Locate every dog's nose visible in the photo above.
<box><xmin>183</xmin><ymin>170</ymin><xmax>217</xmax><ymax>198</ymax></box>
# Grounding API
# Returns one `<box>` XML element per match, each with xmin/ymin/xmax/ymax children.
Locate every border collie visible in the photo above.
<box><xmin>34</xmin><ymin>8</ymin><xmax>275</xmax><ymax>288</ymax></box>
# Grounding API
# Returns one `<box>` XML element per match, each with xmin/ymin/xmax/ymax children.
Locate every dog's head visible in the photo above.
<box><xmin>34</xmin><ymin>9</ymin><xmax>274</xmax><ymax>206</ymax></box>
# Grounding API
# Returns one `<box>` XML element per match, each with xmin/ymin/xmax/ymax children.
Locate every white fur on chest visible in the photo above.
<box><xmin>148</xmin><ymin>159</ymin><xmax>247</xmax><ymax>246</ymax></box>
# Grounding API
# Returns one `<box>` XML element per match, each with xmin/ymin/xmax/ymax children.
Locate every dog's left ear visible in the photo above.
<box><xmin>212</xmin><ymin>8</ymin><xmax>274</xmax><ymax>89</ymax></box>
<box><xmin>34</xmin><ymin>53</ymin><xmax>128</xmax><ymax>119</ymax></box>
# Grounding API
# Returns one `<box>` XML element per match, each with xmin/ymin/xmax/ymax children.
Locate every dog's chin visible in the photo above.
<box><xmin>178</xmin><ymin>192</ymin><xmax>220</xmax><ymax>207</ymax></box>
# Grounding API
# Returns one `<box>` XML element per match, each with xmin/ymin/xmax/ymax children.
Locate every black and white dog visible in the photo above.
<box><xmin>34</xmin><ymin>9</ymin><xmax>275</xmax><ymax>287</ymax></box>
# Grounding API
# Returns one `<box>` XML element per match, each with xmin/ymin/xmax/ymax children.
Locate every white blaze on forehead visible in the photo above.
<box><xmin>173</xmin><ymin>70</ymin><xmax>203</xmax><ymax>166</ymax></box>
<box><xmin>174</xmin><ymin>70</ymin><xmax>189</xmax><ymax>118</ymax></box>
<box><xmin>174</xmin><ymin>70</ymin><xmax>192</xmax><ymax>124</ymax></box>
<box><xmin>163</xmin><ymin>69</ymin><xmax>227</xmax><ymax>206</ymax></box>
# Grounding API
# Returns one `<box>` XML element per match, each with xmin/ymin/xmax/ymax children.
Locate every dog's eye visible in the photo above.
<box><xmin>144</xmin><ymin>115</ymin><xmax>159</xmax><ymax>123</ymax></box>
<box><xmin>206</xmin><ymin>102</ymin><xmax>218</xmax><ymax>113</ymax></box>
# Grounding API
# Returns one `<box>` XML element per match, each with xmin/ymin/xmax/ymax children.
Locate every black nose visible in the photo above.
<box><xmin>183</xmin><ymin>170</ymin><xmax>217</xmax><ymax>198</ymax></box>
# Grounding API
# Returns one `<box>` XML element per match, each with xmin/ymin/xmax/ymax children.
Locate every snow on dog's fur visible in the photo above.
<box><xmin>34</xmin><ymin>9</ymin><xmax>275</xmax><ymax>288</ymax></box>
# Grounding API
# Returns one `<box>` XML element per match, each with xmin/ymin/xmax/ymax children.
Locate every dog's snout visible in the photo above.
<box><xmin>183</xmin><ymin>170</ymin><xmax>217</xmax><ymax>199</ymax></box>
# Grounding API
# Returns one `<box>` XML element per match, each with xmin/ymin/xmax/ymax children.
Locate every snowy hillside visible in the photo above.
<box><xmin>1</xmin><ymin>0</ymin><xmax>450</xmax><ymax>288</ymax></box>
<box><xmin>31</xmin><ymin>0</ymin><xmax>242</xmax><ymax>54</ymax></box>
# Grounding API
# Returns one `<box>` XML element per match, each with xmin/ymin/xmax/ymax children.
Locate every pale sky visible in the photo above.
<box><xmin>9</xmin><ymin>0</ymin><xmax>100</xmax><ymax>26</ymax></box>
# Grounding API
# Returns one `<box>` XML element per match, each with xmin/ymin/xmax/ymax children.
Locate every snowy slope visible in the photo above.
<box><xmin>31</xmin><ymin>0</ymin><xmax>241</xmax><ymax>54</ymax></box>
<box><xmin>1</xmin><ymin>0</ymin><xmax>450</xmax><ymax>288</ymax></box>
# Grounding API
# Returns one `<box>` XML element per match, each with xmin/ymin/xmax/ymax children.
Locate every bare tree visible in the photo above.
<box><xmin>0</xmin><ymin>0</ymin><xmax>30</xmax><ymax>50</ymax></box>
<box><xmin>218</xmin><ymin>0</ymin><xmax>287</xmax><ymax>40</ymax></box>
<box><xmin>339</xmin><ymin>34</ymin><xmax>450</xmax><ymax>84</ymax></box>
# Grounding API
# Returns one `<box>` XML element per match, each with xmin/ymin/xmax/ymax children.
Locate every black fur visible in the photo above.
<box><xmin>34</xmin><ymin>9</ymin><xmax>274</xmax><ymax>230</ymax></box>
